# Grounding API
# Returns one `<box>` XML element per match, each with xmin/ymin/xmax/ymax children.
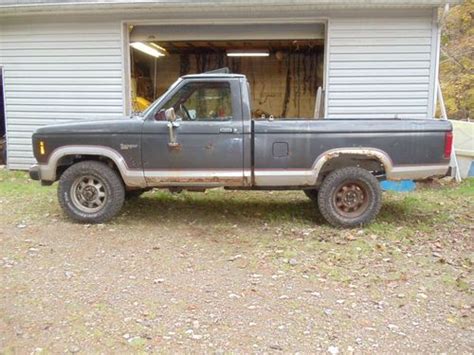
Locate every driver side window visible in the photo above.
<box><xmin>159</xmin><ymin>82</ymin><xmax>232</xmax><ymax>121</ymax></box>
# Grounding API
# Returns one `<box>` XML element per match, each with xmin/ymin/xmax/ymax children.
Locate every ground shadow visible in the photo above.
<box><xmin>118</xmin><ymin>190</ymin><xmax>434</xmax><ymax>230</ymax></box>
<box><xmin>120</xmin><ymin>191</ymin><xmax>326</xmax><ymax>226</ymax></box>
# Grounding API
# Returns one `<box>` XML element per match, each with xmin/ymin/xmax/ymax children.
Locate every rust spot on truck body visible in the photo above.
<box><xmin>145</xmin><ymin>176</ymin><xmax>247</xmax><ymax>187</ymax></box>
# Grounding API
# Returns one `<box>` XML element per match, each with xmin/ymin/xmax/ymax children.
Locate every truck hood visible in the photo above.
<box><xmin>34</xmin><ymin>117</ymin><xmax>144</xmax><ymax>135</ymax></box>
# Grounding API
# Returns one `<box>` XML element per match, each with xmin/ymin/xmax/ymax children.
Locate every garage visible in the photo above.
<box><xmin>0</xmin><ymin>1</ymin><xmax>445</xmax><ymax>170</ymax></box>
<box><xmin>127</xmin><ymin>23</ymin><xmax>326</xmax><ymax>119</ymax></box>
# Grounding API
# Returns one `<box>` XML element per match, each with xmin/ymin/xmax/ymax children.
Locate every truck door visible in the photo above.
<box><xmin>141</xmin><ymin>78</ymin><xmax>246</xmax><ymax>187</ymax></box>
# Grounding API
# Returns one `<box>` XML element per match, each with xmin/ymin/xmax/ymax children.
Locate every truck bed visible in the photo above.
<box><xmin>252</xmin><ymin>119</ymin><xmax>452</xmax><ymax>186</ymax></box>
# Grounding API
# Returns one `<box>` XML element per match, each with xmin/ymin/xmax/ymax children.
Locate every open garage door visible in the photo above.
<box><xmin>127</xmin><ymin>22</ymin><xmax>326</xmax><ymax>119</ymax></box>
<box><xmin>130</xmin><ymin>23</ymin><xmax>325</xmax><ymax>42</ymax></box>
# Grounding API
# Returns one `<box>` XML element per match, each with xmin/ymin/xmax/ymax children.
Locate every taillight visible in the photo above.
<box><xmin>444</xmin><ymin>131</ymin><xmax>453</xmax><ymax>158</ymax></box>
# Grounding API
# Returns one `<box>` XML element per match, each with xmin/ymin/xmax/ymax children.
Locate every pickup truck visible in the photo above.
<box><xmin>29</xmin><ymin>72</ymin><xmax>453</xmax><ymax>227</ymax></box>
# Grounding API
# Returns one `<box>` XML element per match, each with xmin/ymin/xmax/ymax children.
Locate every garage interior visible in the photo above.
<box><xmin>128</xmin><ymin>23</ymin><xmax>326</xmax><ymax>119</ymax></box>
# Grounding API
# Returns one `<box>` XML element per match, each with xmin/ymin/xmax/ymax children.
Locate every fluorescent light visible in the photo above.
<box><xmin>130</xmin><ymin>42</ymin><xmax>166</xmax><ymax>57</ymax></box>
<box><xmin>149</xmin><ymin>42</ymin><xmax>168</xmax><ymax>55</ymax></box>
<box><xmin>226</xmin><ymin>50</ymin><xmax>269</xmax><ymax>57</ymax></box>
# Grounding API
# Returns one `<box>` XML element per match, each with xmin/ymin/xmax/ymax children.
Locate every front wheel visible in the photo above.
<box><xmin>58</xmin><ymin>161</ymin><xmax>125</xmax><ymax>223</ymax></box>
<box><xmin>317</xmin><ymin>167</ymin><xmax>382</xmax><ymax>228</ymax></box>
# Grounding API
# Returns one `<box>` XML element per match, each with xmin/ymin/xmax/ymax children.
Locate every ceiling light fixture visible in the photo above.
<box><xmin>149</xmin><ymin>42</ymin><xmax>168</xmax><ymax>55</ymax></box>
<box><xmin>226</xmin><ymin>50</ymin><xmax>270</xmax><ymax>57</ymax></box>
<box><xmin>130</xmin><ymin>42</ymin><xmax>166</xmax><ymax>57</ymax></box>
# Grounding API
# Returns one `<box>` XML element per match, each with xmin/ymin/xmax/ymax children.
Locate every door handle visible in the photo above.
<box><xmin>219</xmin><ymin>127</ymin><xmax>236</xmax><ymax>134</ymax></box>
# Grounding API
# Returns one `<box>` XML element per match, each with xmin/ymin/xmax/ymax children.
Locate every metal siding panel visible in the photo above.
<box><xmin>330</xmin><ymin>45</ymin><xmax>431</xmax><ymax>54</ymax></box>
<box><xmin>6</xmin><ymin>98</ymin><xmax>123</xmax><ymax>106</ymax></box>
<box><xmin>329</xmin><ymin>76</ymin><xmax>430</xmax><ymax>84</ymax></box>
<box><xmin>4</xmin><ymin>77</ymin><xmax>122</xmax><ymax>85</ymax></box>
<box><xmin>327</xmin><ymin>13</ymin><xmax>434</xmax><ymax>119</ymax></box>
<box><xmin>7</xmin><ymin>91</ymin><xmax>123</xmax><ymax>99</ymax></box>
<box><xmin>6</xmin><ymin>70</ymin><xmax>123</xmax><ymax>78</ymax></box>
<box><xmin>8</xmin><ymin>163</ymin><xmax>32</xmax><ymax>170</ymax></box>
<box><xmin>330</xmin><ymin>53</ymin><xmax>431</xmax><ymax>61</ymax></box>
<box><xmin>329</xmin><ymin>91</ymin><xmax>429</xmax><ymax>99</ymax></box>
<box><xmin>7</xmin><ymin>85</ymin><xmax>123</xmax><ymax>92</ymax></box>
<box><xmin>330</xmin><ymin>69</ymin><xmax>430</xmax><ymax>77</ymax></box>
<box><xmin>331</xmin><ymin>29</ymin><xmax>433</xmax><ymax>38</ymax></box>
<box><xmin>329</xmin><ymin>99</ymin><xmax>429</xmax><ymax>107</ymax></box>
<box><xmin>1</xmin><ymin>48</ymin><xmax>121</xmax><ymax>57</ymax></box>
<box><xmin>330</xmin><ymin>61</ymin><xmax>431</xmax><ymax>69</ymax></box>
<box><xmin>0</xmin><ymin>33</ymin><xmax>122</xmax><ymax>42</ymax></box>
<box><xmin>328</xmin><ymin>106</ymin><xmax>428</xmax><ymax>114</ymax></box>
<box><xmin>7</xmin><ymin>144</ymin><xmax>33</xmax><ymax>152</ymax></box>
<box><xmin>332</xmin><ymin>18</ymin><xmax>432</xmax><ymax>30</ymax></box>
<box><xmin>8</xmin><ymin>118</ymin><xmax>88</xmax><ymax>125</ymax></box>
<box><xmin>1</xmin><ymin>41</ymin><xmax>122</xmax><ymax>49</ymax></box>
<box><xmin>329</xmin><ymin>84</ymin><xmax>430</xmax><ymax>92</ymax></box>
<box><xmin>0</xmin><ymin>21</ymin><xmax>121</xmax><ymax>34</ymax></box>
<box><xmin>6</xmin><ymin>63</ymin><xmax>123</xmax><ymax>70</ymax></box>
<box><xmin>6</xmin><ymin>112</ymin><xmax>123</xmax><ymax>119</ymax></box>
<box><xmin>7</xmin><ymin>105</ymin><xmax>124</xmax><ymax>113</ymax></box>
<box><xmin>331</xmin><ymin>37</ymin><xmax>432</xmax><ymax>46</ymax></box>
<box><xmin>0</xmin><ymin>56</ymin><xmax>122</xmax><ymax>64</ymax></box>
<box><xmin>0</xmin><ymin>19</ymin><xmax>124</xmax><ymax>169</ymax></box>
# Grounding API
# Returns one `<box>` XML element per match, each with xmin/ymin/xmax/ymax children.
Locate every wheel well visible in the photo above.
<box><xmin>56</xmin><ymin>154</ymin><xmax>122</xmax><ymax>181</ymax></box>
<box><xmin>316</xmin><ymin>154</ymin><xmax>386</xmax><ymax>184</ymax></box>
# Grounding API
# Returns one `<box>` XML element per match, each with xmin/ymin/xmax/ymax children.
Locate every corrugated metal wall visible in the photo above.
<box><xmin>326</xmin><ymin>12</ymin><xmax>436</xmax><ymax>119</ymax></box>
<box><xmin>0</xmin><ymin>19</ymin><xmax>124</xmax><ymax>169</ymax></box>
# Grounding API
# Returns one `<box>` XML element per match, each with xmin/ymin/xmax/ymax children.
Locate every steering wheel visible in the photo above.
<box><xmin>179</xmin><ymin>104</ymin><xmax>193</xmax><ymax>121</ymax></box>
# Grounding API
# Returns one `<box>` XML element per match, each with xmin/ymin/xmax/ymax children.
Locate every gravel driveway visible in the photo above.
<box><xmin>0</xmin><ymin>170</ymin><xmax>473</xmax><ymax>353</ymax></box>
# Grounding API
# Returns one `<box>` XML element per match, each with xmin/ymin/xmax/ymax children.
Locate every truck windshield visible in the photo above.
<box><xmin>156</xmin><ymin>82</ymin><xmax>232</xmax><ymax>121</ymax></box>
<box><xmin>142</xmin><ymin>78</ymin><xmax>183</xmax><ymax>119</ymax></box>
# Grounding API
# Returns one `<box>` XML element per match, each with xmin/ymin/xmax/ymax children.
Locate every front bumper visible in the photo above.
<box><xmin>29</xmin><ymin>164</ymin><xmax>54</xmax><ymax>185</ymax></box>
<box><xmin>29</xmin><ymin>164</ymin><xmax>40</xmax><ymax>181</ymax></box>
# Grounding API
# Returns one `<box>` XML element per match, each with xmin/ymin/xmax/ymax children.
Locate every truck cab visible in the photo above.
<box><xmin>140</xmin><ymin>73</ymin><xmax>252</xmax><ymax>187</ymax></box>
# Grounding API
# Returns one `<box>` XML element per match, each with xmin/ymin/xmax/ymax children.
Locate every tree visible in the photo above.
<box><xmin>439</xmin><ymin>0</ymin><xmax>474</xmax><ymax>119</ymax></box>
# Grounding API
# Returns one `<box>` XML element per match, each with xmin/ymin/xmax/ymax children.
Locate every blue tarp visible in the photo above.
<box><xmin>380</xmin><ymin>180</ymin><xmax>416</xmax><ymax>192</ymax></box>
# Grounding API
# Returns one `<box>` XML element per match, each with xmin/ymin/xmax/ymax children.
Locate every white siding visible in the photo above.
<box><xmin>0</xmin><ymin>18</ymin><xmax>124</xmax><ymax>169</ymax></box>
<box><xmin>326</xmin><ymin>12</ymin><xmax>437</xmax><ymax>119</ymax></box>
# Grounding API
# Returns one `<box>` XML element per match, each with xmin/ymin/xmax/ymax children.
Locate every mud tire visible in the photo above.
<box><xmin>58</xmin><ymin>161</ymin><xmax>125</xmax><ymax>223</ymax></box>
<box><xmin>317</xmin><ymin>167</ymin><xmax>382</xmax><ymax>228</ymax></box>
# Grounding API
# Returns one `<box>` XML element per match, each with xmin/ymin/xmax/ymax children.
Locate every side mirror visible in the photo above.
<box><xmin>165</xmin><ymin>107</ymin><xmax>177</xmax><ymax>122</ymax></box>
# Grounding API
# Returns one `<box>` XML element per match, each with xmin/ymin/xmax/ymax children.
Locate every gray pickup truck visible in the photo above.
<box><xmin>29</xmin><ymin>72</ymin><xmax>453</xmax><ymax>227</ymax></box>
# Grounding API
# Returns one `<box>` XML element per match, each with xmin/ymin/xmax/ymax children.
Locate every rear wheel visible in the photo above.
<box><xmin>317</xmin><ymin>167</ymin><xmax>381</xmax><ymax>228</ymax></box>
<box><xmin>58</xmin><ymin>161</ymin><xmax>125</xmax><ymax>223</ymax></box>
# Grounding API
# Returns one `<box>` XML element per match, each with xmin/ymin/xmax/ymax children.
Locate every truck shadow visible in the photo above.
<box><xmin>121</xmin><ymin>190</ymin><xmax>325</xmax><ymax>225</ymax></box>
<box><xmin>119</xmin><ymin>190</ymin><xmax>430</xmax><ymax>228</ymax></box>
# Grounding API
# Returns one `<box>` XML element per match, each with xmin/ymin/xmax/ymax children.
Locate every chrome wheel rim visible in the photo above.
<box><xmin>70</xmin><ymin>175</ymin><xmax>107</xmax><ymax>213</ymax></box>
<box><xmin>333</xmin><ymin>180</ymin><xmax>370</xmax><ymax>218</ymax></box>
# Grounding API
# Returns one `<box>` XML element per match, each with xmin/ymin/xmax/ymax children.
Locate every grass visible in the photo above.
<box><xmin>1</xmin><ymin>168</ymin><xmax>472</xmax><ymax>226</ymax></box>
<box><xmin>1</xmin><ymin>168</ymin><xmax>472</xmax><ymax>239</ymax></box>
<box><xmin>1</xmin><ymin>169</ymin><xmax>473</xmax><ymax>279</ymax></box>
